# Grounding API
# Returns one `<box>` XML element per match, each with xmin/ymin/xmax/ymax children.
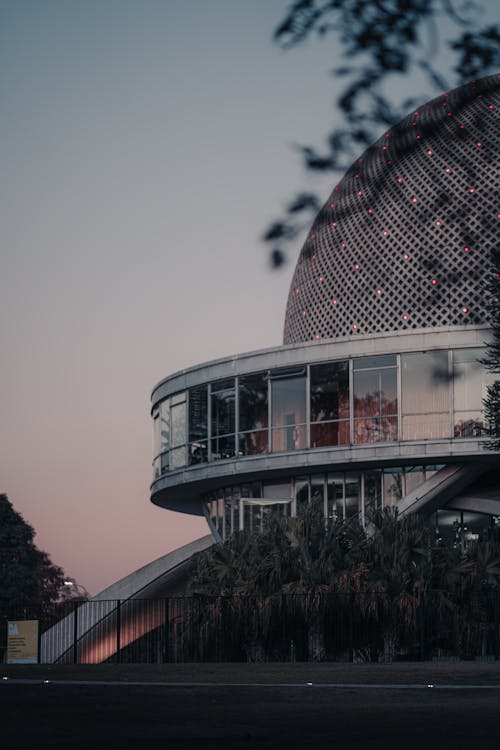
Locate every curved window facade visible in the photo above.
<box><xmin>152</xmin><ymin>347</ymin><xmax>494</xmax><ymax>478</ymax></box>
<box><xmin>204</xmin><ymin>466</ymin><xmax>447</xmax><ymax>539</ymax></box>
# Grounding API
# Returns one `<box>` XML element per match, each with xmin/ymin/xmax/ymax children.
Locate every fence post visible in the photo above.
<box><xmin>116</xmin><ymin>600</ymin><xmax>121</xmax><ymax>664</ymax></box>
<box><xmin>419</xmin><ymin>593</ymin><xmax>425</xmax><ymax>661</ymax></box>
<box><xmin>73</xmin><ymin>603</ymin><xmax>78</xmax><ymax>665</ymax></box>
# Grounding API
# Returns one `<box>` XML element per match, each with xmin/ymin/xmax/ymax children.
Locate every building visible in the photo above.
<box><xmin>150</xmin><ymin>75</ymin><xmax>500</xmax><ymax>550</ymax></box>
<box><xmin>42</xmin><ymin>75</ymin><xmax>500</xmax><ymax>664</ymax></box>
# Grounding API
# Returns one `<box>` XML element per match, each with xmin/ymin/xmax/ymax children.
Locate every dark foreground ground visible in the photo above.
<box><xmin>2</xmin><ymin>663</ymin><xmax>500</xmax><ymax>749</ymax></box>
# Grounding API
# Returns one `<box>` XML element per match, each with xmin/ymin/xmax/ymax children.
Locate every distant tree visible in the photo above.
<box><xmin>0</xmin><ymin>493</ymin><xmax>74</xmax><ymax>615</ymax></box>
<box><xmin>264</xmin><ymin>0</ymin><xmax>500</xmax><ymax>266</ymax></box>
<box><xmin>482</xmin><ymin>248</ymin><xmax>500</xmax><ymax>451</ymax></box>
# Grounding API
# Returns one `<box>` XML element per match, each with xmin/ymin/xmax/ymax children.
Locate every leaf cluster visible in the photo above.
<box><xmin>265</xmin><ymin>0</ymin><xmax>500</xmax><ymax>264</ymax></box>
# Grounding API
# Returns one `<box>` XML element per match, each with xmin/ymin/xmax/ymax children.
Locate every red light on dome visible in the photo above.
<box><xmin>357</xmin><ymin>191</ymin><xmax>363</xmax><ymax>196</ymax></box>
<box><xmin>386</xmin><ymin>160</ymin><xmax>393</xmax><ymax>165</ymax></box>
<box><xmin>330</xmin><ymin>203</ymin><xmax>335</xmax><ymax>208</ymax></box>
<box><xmin>314</xmin><ymin>334</ymin><xmax>321</xmax><ymax>340</ymax></box>
<box><xmin>376</xmin><ymin>288</ymin><xmax>382</xmax><ymax>295</ymax></box>
<box><xmin>358</xmin><ymin>158</ymin><xmax>363</xmax><ymax>163</ymax></box>
<box><xmin>397</xmin><ymin>177</ymin><xmax>403</xmax><ymax>183</ymax></box>
<box><xmin>435</xmin><ymin>220</ymin><xmax>441</xmax><ymax>227</ymax></box>
<box><xmin>295</xmin><ymin>288</ymin><xmax>300</xmax><ymax>294</ymax></box>
<box><xmin>352</xmin><ymin>323</ymin><xmax>358</xmax><ymax>330</ymax></box>
<box><xmin>332</xmin><ymin>299</ymin><xmax>338</xmax><ymax>305</ymax></box>
<box><xmin>382</xmin><ymin>230</ymin><xmax>388</xmax><ymax>236</ymax></box>
<box><xmin>469</xmin><ymin>188</ymin><xmax>475</xmax><ymax>194</ymax></box>
<box><xmin>354</xmin><ymin>263</ymin><xmax>360</xmax><ymax>270</ymax></box>
<box><xmin>445</xmin><ymin>167</ymin><xmax>451</xmax><ymax>174</ymax></box>
<box><xmin>416</xmin><ymin>135</ymin><xmax>421</xmax><ymax>140</ymax></box>
<box><xmin>497</xmin><ymin>214</ymin><xmax>500</xmax><ymax>219</ymax></box>
<box><xmin>447</xmin><ymin>112</ymin><xmax>452</xmax><ymax>117</ymax></box>
<box><xmin>459</xmin><ymin>125</ymin><xmax>465</xmax><ymax>129</ymax></box>
<box><xmin>368</xmin><ymin>208</ymin><xmax>374</xmax><ymax>214</ymax></box>
<box><xmin>488</xmin><ymin>104</ymin><xmax>494</xmax><ymax>110</ymax></box>
<box><xmin>341</xmin><ymin>242</ymin><xmax>347</xmax><ymax>248</ymax></box>
<box><xmin>310</xmin><ymin>233</ymin><xmax>315</xmax><ymax>239</ymax></box>
<box><xmin>431</xmin><ymin>278</ymin><xmax>438</xmax><ymax>286</ymax></box>
<box><xmin>331</xmin><ymin>221</ymin><xmax>337</xmax><ymax>227</ymax></box>
<box><xmin>302</xmin><ymin>310</ymin><xmax>307</xmax><ymax>317</ymax></box>
<box><xmin>383</xmin><ymin>145</ymin><xmax>388</xmax><ymax>151</ymax></box>
<box><xmin>312</xmin><ymin>254</ymin><xmax>316</xmax><ymax>260</ymax></box>
<box><xmin>462</xmin><ymin>307</ymin><xmax>469</xmax><ymax>313</ymax></box>
<box><xmin>464</xmin><ymin>246</ymin><xmax>470</xmax><ymax>253</ymax></box>
<box><xmin>319</xmin><ymin>276</ymin><xmax>324</xmax><ymax>282</ymax></box>
<box><xmin>355</xmin><ymin>173</ymin><xmax>360</xmax><ymax>179</ymax></box>
<box><xmin>427</xmin><ymin>150</ymin><xmax>433</xmax><ymax>155</ymax></box>
<box><xmin>476</xmin><ymin>142</ymin><xmax>483</xmax><ymax>147</ymax></box>
<box><xmin>412</xmin><ymin>121</ymin><xmax>417</xmax><ymax>126</ymax></box>
<box><xmin>412</xmin><ymin>197</ymin><xmax>418</xmax><ymax>204</ymax></box>
<box><xmin>402</xmin><ymin>314</ymin><xmax>409</xmax><ymax>321</ymax></box>
<box><xmin>403</xmin><ymin>253</ymin><xmax>409</xmax><ymax>260</ymax></box>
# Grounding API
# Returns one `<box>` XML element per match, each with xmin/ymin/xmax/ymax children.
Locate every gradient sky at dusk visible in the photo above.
<box><xmin>2</xmin><ymin>1</ymin><xmax>497</xmax><ymax>594</ymax></box>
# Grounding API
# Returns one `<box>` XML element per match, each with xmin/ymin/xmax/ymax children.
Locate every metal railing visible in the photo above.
<box><xmin>2</xmin><ymin>590</ymin><xmax>500</xmax><ymax>664</ymax></box>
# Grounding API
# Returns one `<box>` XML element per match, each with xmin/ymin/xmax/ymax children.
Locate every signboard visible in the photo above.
<box><xmin>7</xmin><ymin>620</ymin><xmax>39</xmax><ymax>664</ymax></box>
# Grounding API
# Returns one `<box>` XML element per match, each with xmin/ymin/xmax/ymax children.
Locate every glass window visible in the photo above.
<box><xmin>327</xmin><ymin>474</ymin><xmax>344</xmax><ymax>520</ymax></box>
<box><xmin>211</xmin><ymin>379</ymin><xmax>235</xmax><ymax>460</ymax></box>
<box><xmin>159</xmin><ymin>398</ymin><xmax>170</xmax><ymax>454</ymax></box>
<box><xmin>353</xmin><ymin>358</ymin><xmax>397</xmax><ymax>443</ymax></box>
<box><xmin>170</xmin><ymin>400</ymin><xmax>186</xmax><ymax>448</ymax></box>
<box><xmin>239</xmin><ymin>373</ymin><xmax>268</xmax><ymax>455</ymax></box>
<box><xmin>170</xmin><ymin>397</ymin><xmax>187</xmax><ymax>470</ymax></box>
<box><xmin>188</xmin><ymin>386</ymin><xmax>208</xmax><ymax>465</ymax></box>
<box><xmin>295</xmin><ymin>476</ymin><xmax>309</xmax><ymax>510</ymax></box>
<box><xmin>401</xmin><ymin>351</ymin><xmax>450</xmax><ymax>440</ymax></box>
<box><xmin>262</xmin><ymin>482</ymin><xmax>292</xmax><ymax>520</ymax></box>
<box><xmin>404</xmin><ymin>466</ymin><xmax>425</xmax><ymax>495</ymax></box>
<box><xmin>453</xmin><ymin>348</ymin><xmax>494</xmax><ymax>437</ymax></box>
<box><xmin>152</xmin><ymin>408</ymin><xmax>160</xmax><ymax>457</ymax></box>
<box><xmin>310</xmin><ymin>362</ymin><xmax>350</xmax><ymax>446</ymax></box>
<box><xmin>271</xmin><ymin>372</ymin><xmax>306</xmax><ymax>452</ymax></box>
<box><xmin>383</xmin><ymin>468</ymin><xmax>403</xmax><ymax>507</ymax></box>
<box><xmin>311</xmin><ymin>476</ymin><xmax>325</xmax><ymax>511</ymax></box>
<box><xmin>345</xmin><ymin>473</ymin><xmax>360</xmax><ymax>518</ymax></box>
<box><xmin>363</xmin><ymin>471</ymin><xmax>381</xmax><ymax>521</ymax></box>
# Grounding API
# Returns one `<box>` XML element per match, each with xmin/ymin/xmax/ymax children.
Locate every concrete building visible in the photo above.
<box><xmin>151</xmin><ymin>75</ymin><xmax>500</xmax><ymax>549</ymax></box>
<box><xmin>42</xmin><ymin>75</ymin><xmax>500</xmax><ymax>664</ymax></box>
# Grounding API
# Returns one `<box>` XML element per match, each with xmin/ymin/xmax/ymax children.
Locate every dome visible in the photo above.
<box><xmin>284</xmin><ymin>74</ymin><xmax>500</xmax><ymax>344</ymax></box>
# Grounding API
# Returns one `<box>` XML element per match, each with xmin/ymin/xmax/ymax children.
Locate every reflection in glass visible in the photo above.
<box><xmin>383</xmin><ymin>468</ymin><xmax>403</xmax><ymax>507</ymax></box>
<box><xmin>364</xmin><ymin>471</ymin><xmax>381</xmax><ymax>521</ymax></box>
<box><xmin>239</xmin><ymin>373</ymin><xmax>268</xmax><ymax>454</ymax></box>
<box><xmin>170</xmin><ymin>401</ymin><xmax>186</xmax><ymax>448</ymax></box>
<box><xmin>311</xmin><ymin>476</ymin><xmax>324</xmax><ymax>511</ymax></box>
<box><xmin>353</xmin><ymin>362</ymin><xmax>398</xmax><ymax>443</ymax></box>
<box><xmin>310</xmin><ymin>362</ymin><xmax>350</xmax><ymax>446</ymax></box>
<box><xmin>169</xmin><ymin>446</ymin><xmax>186</xmax><ymax>470</ymax></box>
<box><xmin>295</xmin><ymin>477</ymin><xmax>309</xmax><ymax>509</ymax></box>
<box><xmin>345</xmin><ymin>474</ymin><xmax>360</xmax><ymax>518</ymax></box>
<box><xmin>327</xmin><ymin>474</ymin><xmax>344</xmax><ymax>520</ymax></box>
<box><xmin>453</xmin><ymin>348</ymin><xmax>493</xmax><ymax>437</ymax></box>
<box><xmin>160</xmin><ymin>399</ymin><xmax>170</xmax><ymax>453</ymax></box>
<box><xmin>188</xmin><ymin>385</ymin><xmax>208</xmax><ymax>465</ymax></box>
<box><xmin>401</xmin><ymin>351</ymin><xmax>450</xmax><ymax>440</ymax></box>
<box><xmin>211</xmin><ymin>379</ymin><xmax>235</xmax><ymax>460</ymax></box>
<box><xmin>271</xmin><ymin>374</ymin><xmax>306</xmax><ymax>452</ymax></box>
<box><xmin>404</xmin><ymin>466</ymin><xmax>425</xmax><ymax>495</ymax></box>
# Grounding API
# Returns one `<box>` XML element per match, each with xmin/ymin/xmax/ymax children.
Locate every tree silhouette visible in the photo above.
<box><xmin>264</xmin><ymin>0</ymin><xmax>500</xmax><ymax>267</ymax></box>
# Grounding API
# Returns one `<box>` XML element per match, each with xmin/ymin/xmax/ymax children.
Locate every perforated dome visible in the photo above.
<box><xmin>284</xmin><ymin>75</ymin><xmax>500</xmax><ymax>344</ymax></box>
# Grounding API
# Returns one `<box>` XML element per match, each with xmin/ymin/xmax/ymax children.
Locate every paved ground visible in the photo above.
<box><xmin>2</xmin><ymin>663</ymin><xmax>500</xmax><ymax>749</ymax></box>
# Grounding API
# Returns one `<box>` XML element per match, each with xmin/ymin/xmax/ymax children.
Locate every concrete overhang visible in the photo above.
<box><xmin>151</xmin><ymin>438</ymin><xmax>497</xmax><ymax>512</ymax></box>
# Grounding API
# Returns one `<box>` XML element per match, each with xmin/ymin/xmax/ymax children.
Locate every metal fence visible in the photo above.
<box><xmin>2</xmin><ymin>591</ymin><xmax>500</xmax><ymax>664</ymax></box>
